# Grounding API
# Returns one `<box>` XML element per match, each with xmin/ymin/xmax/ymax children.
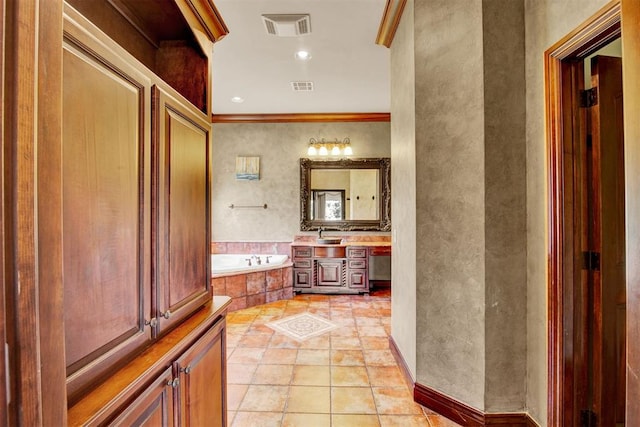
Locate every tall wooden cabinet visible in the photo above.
<box><xmin>62</xmin><ymin>12</ymin><xmax>154</xmax><ymax>400</ymax></box>
<box><xmin>2</xmin><ymin>0</ymin><xmax>229</xmax><ymax>424</ymax></box>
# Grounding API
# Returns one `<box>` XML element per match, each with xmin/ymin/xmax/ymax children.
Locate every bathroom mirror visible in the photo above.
<box><xmin>300</xmin><ymin>158</ymin><xmax>391</xmax><ymax>231</ymax></box>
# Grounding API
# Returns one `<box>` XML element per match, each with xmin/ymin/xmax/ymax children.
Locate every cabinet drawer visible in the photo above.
<box><xmin>347</xmin><ymin>247</ymin><xmax>367</xmax><ymax>258</ymax></box>
<box><xmin>109</xmin><ymin>367</ymin><xmax>175</xmax><ymax>426</ymax></box>
<box><xmin>348</xmin><ymin>260</ymin><xmax>367</xmax><ymax>269</ymax></box>
<box><xmin>294</xmin><ymin>259</ymin><xmax>312</xmax><ymax>269</ymax></box>
<box><xmin>369</xmin><ymin>246</ymin><xmax>391</xmax><ymax>256</ymax></box>
<box><xmin>314</xmin><ymin>246</ymin><xmax>346</xmax><ymax>258</ymax></box>
<box><xmin>293</xmin><ymin>246</ymin><xmax>312</xmax><ymax>258</ymax></box>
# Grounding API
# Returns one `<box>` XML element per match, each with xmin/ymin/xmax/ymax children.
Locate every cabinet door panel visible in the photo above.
<box><xmin>109</xmin><ymin>367</ymin><xmax>175</xmax><ymax>427</ymax></box>
<box><xmin>62</xmin><ymin>30</ymin><xmax>152</xmax><ymax>403</ymax></box>
<box><xmin>316</xmin><ymin>260</ymin><xmax>345</xmax><ymax>287</ymax></box>
<box><xmin>294</xmin><ymin>269</ymin><xmax>312</xmax><ymax>288</ymax></box>
<box><xmin>348</xmin><ymin>270</ymin><xmax>368</xmax><ymax>289</ymax></box>
<box><xmin>154</xmin><ymin>86</ymin><xmax>211</xmax><ymax>334</ymax></box>
<box><xmin>175</xmin><ymin>319</ymin><xmax>226</xmax><ymax>427</ymax></box>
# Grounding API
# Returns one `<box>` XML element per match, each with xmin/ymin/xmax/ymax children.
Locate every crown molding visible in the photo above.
<box><xmin>375</xmin><ymin>0</ymin><xmax>407</xmax><ymax>48</ymax></box>
<box><xmin>211</xmin><ymin>112</ymin><xmax>390</xmax><ymax>123</ymax></box>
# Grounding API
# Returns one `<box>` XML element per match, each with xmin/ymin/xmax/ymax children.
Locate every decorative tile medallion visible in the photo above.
<box><xmin>267</xmin><ymin>313</ymin><xmax>339</xmax><ymax>341</ymax></box>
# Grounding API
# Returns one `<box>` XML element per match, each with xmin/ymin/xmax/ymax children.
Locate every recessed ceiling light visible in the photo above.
<box><xmin>231</xmin><ymin>96</ymin><xmax>244</xmax><ymax>103</ymax></box>
<box><xmin>295</xmin><ymin>50</ymin><xmax>311</xmax><ymax>60</ymax></box>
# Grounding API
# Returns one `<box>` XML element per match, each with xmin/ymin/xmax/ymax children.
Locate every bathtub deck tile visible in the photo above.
<box><xmin>228</xmin><ymin>297</ymin><xmax>248</xmax><ymax>312</ymax></box>
<box><xmin>266</xmin><ymin>269</ymin><xmax>283</xmax><ymax>291</ymax></box>
<box><xmin>226</xmin><ymin>275</ymin><xmax>248</xmax><ymax>298</ymax></box>
<box><xmin>247</xmin><ymin>293</ymin><xmax>267</xmax><ymax>308</ymax></box>
<box><xmin>247</xmin><ymin>272</ymin><xmax>267</xmax><ymax>295</ymax></box>
<box><xmin>212</xmin><ymin>277</ymin><xmax>226</xmax><ymax>296</ymax></box>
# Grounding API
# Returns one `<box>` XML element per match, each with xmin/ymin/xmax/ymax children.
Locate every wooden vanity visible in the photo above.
<box><xmin>291</xmin><ymin>240</ymin><xmax>391</xmax><ymax>294</ymax></box>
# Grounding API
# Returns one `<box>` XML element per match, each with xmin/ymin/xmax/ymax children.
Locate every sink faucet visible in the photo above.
<box><xmin>318</xmin><ymin>227</ymin><xmax>324</xmax><ymax>238</ymax></box>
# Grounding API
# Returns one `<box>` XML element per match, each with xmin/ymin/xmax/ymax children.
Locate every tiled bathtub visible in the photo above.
<box><xmin>211</xmin><ymin>261</ymin><xmax>293</xmax><ymax>312</ymax></box>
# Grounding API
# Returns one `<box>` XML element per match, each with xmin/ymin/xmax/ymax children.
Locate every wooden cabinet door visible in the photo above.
<box><xmin>109</xmin><ymin>368</ymin><xmax>175</xmax><ymax>427</ymax></box>
<box><xmin>175</xmin><ymin>319</ymin><xmax>226</xmax><ymax>427</ymax></box>
<box><xmin>62</xmin><ymin>12</ymin><xmax>153</xmax><ymax>403</ymax></box>
<box><xmin>316</xmin><ymin>260</ymin><xmax>345</xmax><ymax>287</ymax></box>
<box><xmin>294</xmin><ymin>269</ymin><xmax>313</xmax><ymax>288</ymax></box>
<box><xmin>153</xmin><ymin>85</ymin><xmax>211</xmax><ymax>335</ymax></box>
<box><xmin>348</xmin><ymin>270</ymin><xmax>368</xmax><ymax>290</ymax></box>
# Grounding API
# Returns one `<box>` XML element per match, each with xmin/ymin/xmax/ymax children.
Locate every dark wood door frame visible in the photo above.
<box><xmin>545</xmin><ymin>0</ymin><xmax>640</xmax><ymax>425</ymax></box>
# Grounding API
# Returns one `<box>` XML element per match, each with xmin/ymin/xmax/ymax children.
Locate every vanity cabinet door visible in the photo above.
<box><xmin>175</xmin><ymin>319</ymin><xmax>226</xmax><ymax>427</ymax></box>
<box><xmin>294</xmin><ymin>269</ymin><xmax>313</xmax><ymax>288</ymax></box>
<box><xmin>348</xmin><ymin>270</ymin><xmax>368</xmax><ymax>290</ymax></box>
<box><xmin>153</xmin><ymin>85</ymin><xmax>212</xmax><ymax>336</ymax></box>
<box><xmin>316</xmin><ymin>260</ymin><xmax>346</xmax><ymax>287</ymax></box>
<box><xmin>109</xmin><ymin>367</ymin><xmax>175</xmax><ymax>427</ymax></box>
<box><xmin>62</xmin><ymin>19</ymin><xmax>153</xmax><ymax>404</ymax></box>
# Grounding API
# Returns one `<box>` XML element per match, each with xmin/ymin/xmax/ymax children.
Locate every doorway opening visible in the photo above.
<box><xmin>546</xmin><ymin>2</ymin><xmax>626</xmax><ymax>426</ymax></box>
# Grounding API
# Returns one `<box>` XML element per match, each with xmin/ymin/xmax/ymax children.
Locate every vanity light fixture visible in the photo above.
<box><xmin>307</xmin><ymin>138</ymin><xmax>352</xmax><ymax>156</ymax></box>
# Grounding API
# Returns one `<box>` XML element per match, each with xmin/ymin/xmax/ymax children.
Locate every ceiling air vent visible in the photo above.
<box><xmin>262</xmin><ymin>14</ymin><xmax>311</xmax><ymax>37</ymax></box>
<box><xmin>291</xmin><ymin>81</ymin><xmax>314</xmax><ymax>92</ymax></box>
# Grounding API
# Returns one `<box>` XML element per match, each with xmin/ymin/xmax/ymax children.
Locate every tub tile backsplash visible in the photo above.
<box><xmin>211</xmin><ymin>241</ymin><xmax>292</xmax><ymax>255</ymax></box>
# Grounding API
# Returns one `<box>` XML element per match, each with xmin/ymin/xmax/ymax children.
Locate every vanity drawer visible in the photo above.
<box><xmin>294</xmin><ymin>259</ymin><xmax>312</xmax><ymax>269</ymax></box>
<box><xmin>369</xmin><ymin>246</ymin><xmax>391</xmax><ymax>256</ymax></box>
<box><xmin>292</xmin><ymin>246</ymin><xmax>312</xmax><ymax>258</ymax></box>
<box><xmin>347</xmin><ymin>247</ymin><xmax>367</xmax><ymax>258</ymax></box>
<box><xmin>348</xmin><ymin>259</ymin><xmax>367</xmax><ymax>269</ymax></box>
<box><xmin>314</xmin><ymin>246</ymin><xmax>346</xmax><ymax>258</ymax></box>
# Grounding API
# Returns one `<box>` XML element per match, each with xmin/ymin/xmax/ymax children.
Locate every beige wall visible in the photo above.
<box><xmin>211</xmin><ymin>122</ymin><xmax>390</xmax><ymax>241</ymax></box>
<box><xmin>391</xmin><ymin>0</ymin><xmax>528</xmax><ymax>416</ymax></box>
<box><xmin>390</xmin><ymin>0</ymin><xmax>417</xmax><ymax>381</ymax></box>
<box><xmin>524</xmin><ymin>0</ymin><xmax>611</xmax><ymax>423</ymax></box>
<box><xmin>413</xmin><ymin>0</ymin><xmax>487</xmax><ymax>410</ymax></box>
<box><xmin>483</xmin><ymin>0</ymin><xmax>527</xmax><ymax>412</ymax></box>
<box><xmin>390</xmin><ymin>0</ymin><xmax>615</xmax><ymax>421</ymax></box>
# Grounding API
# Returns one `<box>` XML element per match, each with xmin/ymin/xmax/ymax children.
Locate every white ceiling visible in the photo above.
<box><xmin>211</xmin><ymin>0</ymin><xmax>390</xmax><ymax>115</ymax></box>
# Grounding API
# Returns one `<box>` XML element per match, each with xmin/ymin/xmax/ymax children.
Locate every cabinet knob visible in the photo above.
<box><xmin>181</xmin><ymin>365</ymin><xmax>192</xmax><ymax>375</ymax></box>
<box><xmin>161</xmin><ymin>310</ymin><xmax>171</xmax><ymax>319</ymax></box>
<box><xmin>166</xmin><ymin>378</ymin><xmax>179</xmax><ymax>388</ymax></box>
<box><xmin>144</xmin><ymin>318</ymin><xmax>158</xmax><ymax>328</ymax></box>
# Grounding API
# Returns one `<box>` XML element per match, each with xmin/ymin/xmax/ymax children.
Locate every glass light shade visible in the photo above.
<box><xmin>331</xmin><ymin>146</ymin><xmax>341</xmax><ymax>155</ymax></box>
<box><xmin>318</xmin><ymin>146</ymin><xmax>329</xmax><ymax>156</ymax></box>
<box><xmin>307</xmin><ymin>145</ymin><xmax>317</xmax><ymax>155</ymax></box>
<box><xmin>343</xmin><ymin>145</ymin><xmax>353</xmax><ymax>155</ymax></box>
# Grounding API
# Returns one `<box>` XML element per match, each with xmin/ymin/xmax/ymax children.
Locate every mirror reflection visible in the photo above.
<box><xmin>310</xmin><ymin>169</ymin><xmax>379</xmax><ymax>220</ymax></box>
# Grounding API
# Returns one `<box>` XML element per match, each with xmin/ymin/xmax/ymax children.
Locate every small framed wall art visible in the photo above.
<box><xmin>236</xmin><ymin>156</ymin><xmax>260</xmax><ymax>180</ymax></box>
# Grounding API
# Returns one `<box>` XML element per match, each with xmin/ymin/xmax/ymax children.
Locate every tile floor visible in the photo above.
<box><xmin>226</xmin><ymin>288</ymin><xmax>462</xmax><ymax>427</ymax></box>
